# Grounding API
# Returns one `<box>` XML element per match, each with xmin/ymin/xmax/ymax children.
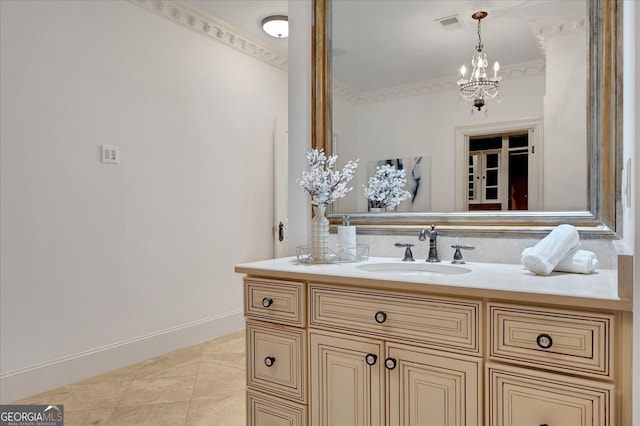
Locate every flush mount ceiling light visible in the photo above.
<box><xmin>457</xmin><ymin>11</ymin><xmax>501</xmax><ymax>113</ymax></box>
<box><xmin>262</xmin><ymin>15</ymin><xmax>288</xmax><ymax>38</ymax></box>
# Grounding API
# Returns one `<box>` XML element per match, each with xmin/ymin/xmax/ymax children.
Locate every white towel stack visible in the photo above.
<box><xmin>520</xmin><ymin>224</ymin><xmax>590</xmax><ymax>275</ymax></box>
<box><xmin>521</xmin><ymin>246</ymin><xmax>599</xmax><ymax>275</ymax></box>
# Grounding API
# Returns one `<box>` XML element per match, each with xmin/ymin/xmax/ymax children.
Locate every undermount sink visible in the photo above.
<box><xmin>356</xmin><ymin>262</ymin><xmax>471</xmax><ymax>275</ymax></box>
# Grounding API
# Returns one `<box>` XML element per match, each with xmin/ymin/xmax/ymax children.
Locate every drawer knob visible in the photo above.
<box><xmin>384</xmin><ymin>357</ymin><xmax>397</xmax><ymax>370</ymax></box>
<box><xmin>365</xmin><ymin>354</ymin><xmax>378</xmax><ymax>366</ymax></box>
<box><xmin>374</xmin><ymin>311</ymin><xmax>387</xmax><ymax>324</ymax></box>
<box><xmin>264</xmin><ymin>356</ymin><xmax>276</xmax><ymax>367</ymax></box>
<box><xmin>536</xmin><ymin>333</ymin><xmax>553</xmax><ymax>349</ymax></box>
<box><xmin>261</xmin><ymin>297</ymin><xmax>273</xmax><ymax>308</ymax></box>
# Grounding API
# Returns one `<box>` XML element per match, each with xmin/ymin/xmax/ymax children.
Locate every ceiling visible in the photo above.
<box><xmin>184</xmin><ymin>0</ymin><xmax>585</xmax><ymax>93</ymax></box>
<box><xmin>184</xmin><ymin>0</ymin><xmax>289</xmax><ymax>54</ymax></box>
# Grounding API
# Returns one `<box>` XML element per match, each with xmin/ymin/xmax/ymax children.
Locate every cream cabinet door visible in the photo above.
<box><xmin>310</xmin><ymin>331</ymin><xmax>385</xmax><ymax>426</ymax></box>
<box><xmin>247</xmin><ymin>391</ymin><xmax>307</xmax><ymax>426</ymax></box>
<box><xmin>387</xmin><ymin>343</ymin><xmax>482</xmax><ymax>426</ymax></box>
<box><xmin>487</xmin><ymin>364</ymin><xmax>614</xmax><ymax>426</ymax></box>
<box><xmin>247</xmin><ymin>321</ymin><xmax>306</xmax><ymax>402</ymax></box>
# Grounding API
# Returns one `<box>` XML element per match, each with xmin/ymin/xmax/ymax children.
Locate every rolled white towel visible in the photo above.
<box><xmin>521</xmin><ymin>224</ymin><xmax>580</xmax><ymax>275</ymax></box>
<box><xmin>554</xmin><ymin>249</ymin><xmax>599</xmax><ymax>274</ymax></box>
<box><xmin>521</xmin><ymin>247</ymin><xmax>599</xmax><ymax>274</ymax></box>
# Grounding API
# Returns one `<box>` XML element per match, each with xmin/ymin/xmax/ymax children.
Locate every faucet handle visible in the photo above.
<box><xmin>451</xmin><ymin>244</ymin><xmax>475</xmax><ymax>264</ymax></box>
<box><xmin>394</xmin><ymin>242</ymin><xmax>415</xmax><ymax>262</ymax></box>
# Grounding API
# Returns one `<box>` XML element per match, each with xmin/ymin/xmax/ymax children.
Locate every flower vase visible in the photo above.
<box><xmin>311</xmin><ymin>204</ymin><xmax>330</xmax><ymax>261</ymax></box>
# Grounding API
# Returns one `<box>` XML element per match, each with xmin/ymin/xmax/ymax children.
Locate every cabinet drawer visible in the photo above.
<box><xmin>247</xmin><ymin>390</ymin><xmax>307</xmax><ymax>426</ymax></box>
<box><xmin>487</xmin><ymin>363</ymin><xmax>614</xmax><ymax>426</ymax></box>
<box><xmin>488</xmin><ymin>303</ymin><xmax>614</xmax><ymax>378</ymax></box>
<box><xmin>310</xmin><ymin>284</ymin><xmax>481</xmax><ymax>354</ymax></box>
<box><xmin>245</xmin><ymin>278</ymin><xmax>306</xmax><ymax>327</ymax></box>
<box><xmin>247</xmin><ymin>321</ymin><xmax>307</xmax><ymax>402</ymax></box>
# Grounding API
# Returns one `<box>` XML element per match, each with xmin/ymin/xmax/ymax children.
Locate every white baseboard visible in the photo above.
<box><xmin>0</xmin><ymin>310</ymin><xmax>245</xmax><ymax>404</ymax></box>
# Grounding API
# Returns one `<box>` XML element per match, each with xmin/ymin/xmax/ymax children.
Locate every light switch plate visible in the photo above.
<box><xmin>101</xmin><ymin>145</ymin><xmax>119</xmax><ymax>164</ymax></box>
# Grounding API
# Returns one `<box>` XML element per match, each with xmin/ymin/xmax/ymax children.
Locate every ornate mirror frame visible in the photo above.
<box><xmin>312</xmin><ymin>0</ymin><xmax>622</xmax><ymax>238</ymax></box>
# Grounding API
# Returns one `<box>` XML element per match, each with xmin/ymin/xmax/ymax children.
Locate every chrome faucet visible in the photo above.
<box><xmin>419</xmin><ymin>224</ymin><xmax>440</xmax><ymax>262</ymax></box>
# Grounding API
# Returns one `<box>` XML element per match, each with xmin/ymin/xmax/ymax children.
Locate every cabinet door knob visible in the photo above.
<box><xmin>384</xmin><ymin>357</ymin><xmax>397</xmax><ymax>370</ymax></box>
<box><xmin>264</xmin><ymin>356</ymin><xmax>276</xmax><ymax>367</ymax></box>
<box><xmin>365</xmin><ymin>354</ymin><xmax>378</xmax><ymax>366</ymax></box>
<box><xmin>261</xmin><ymin>297</ymin><xmax>273</xmax><ymax>308</ymax></box>
<box><xmin>536</xmin><ymin>333</ymin><xmax>553</xmax><ymax>349</ymax></box>
<box><xmin>374</xmin><ymin>311</ymin><xmax>387</xmax><ymax>324</ymax></box>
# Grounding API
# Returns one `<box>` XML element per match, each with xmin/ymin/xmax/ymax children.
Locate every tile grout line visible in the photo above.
<box><xmin>104</xmin><ymin>361</ymin><xmax>147</xmax><ymax>425</ymax></box>
<box><xmin>183</xmin><ymin>343</ymin><xmax>207</xmax><ymax>426</ymax></box>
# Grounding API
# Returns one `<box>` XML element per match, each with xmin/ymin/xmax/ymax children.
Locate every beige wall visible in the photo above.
<box><xmin>334</xmin><ymin>74</ymin><xmax>547</xmax><ymax>212</ymax></box>
<box><xmin>0</xmin><ymin>0</ymin><xmax>287</xmax><ymax>402</ymax></box>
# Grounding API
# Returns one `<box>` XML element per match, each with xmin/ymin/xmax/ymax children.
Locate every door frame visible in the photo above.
<box><xmin>273</xmin><ymin>118</ymin><xmax>289</xmax><ymax>257</ymax></box>
<box><xmin>454</xmin><ymin>118</ymin><xmax>544</xmax><ymax>211</ymax></box>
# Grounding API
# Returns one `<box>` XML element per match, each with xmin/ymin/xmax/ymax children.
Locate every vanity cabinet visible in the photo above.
<box><xmin>244</xmin><ymin>278</ymin><xmax>483</xmax><ymax>426</ymax></box>
<box><xmin>487</xmin><ymin>363</ymin><xmax>614</xmax><ymax>426</ymax></box>
<box><xmin>386</xmin><ymin>342</ymin><xmax>481</xmax><ymax>426</ymax></box>
<box><xmin>486</xmin><ymin>303</ymin><xmax>618</xmax><ymax>426</ymax></box>
<box><xmin>246</xmin><ymin>321</ymin><xmax>306</xmax><ymax>402</ymax></box>
<box><xmin>309</xmin><ymin>330</ymin><xmax>385</xmax><ymax>426</ymax></box>
<box><xmin>237</xmin><ymin>259</ymin><xmax>632</xmax><ymax>426</ymax></box>
<box><xmin>309</xmin><ymin>330</ymin><xmax>482</xmax><ymax>426</ymax></box>
<box><xmin>309</xmin><ymin>284</ymin><xmax>482</xmax><ymax>425</ymax></box>
<box><xmin>247</xmin><ymin>391</ymin><xmax>307</xmax><ymax>426</ymax></box>
<box><xmin>244</xmin><ymin>278</ymin><xmax>308</xmax><ymax>425</ymax></box>
<box><xmin>309</xmin><ymin>284</ymin><xmax>480</xmax><ymax>354</ymax></box>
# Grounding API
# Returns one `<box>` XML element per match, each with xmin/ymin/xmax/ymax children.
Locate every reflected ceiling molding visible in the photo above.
<box><xmin>529</xmin><ymin>13</ymin><xmax>587</xmax><ymax>56</ymax></box>
<box><xmin>334</xmin><ymin>59</ymin><xmax>546</xmax><ymax>105</ymax></box>
<box><xmin>332</xmin><ymin>80</ymin><xmax>361</xmax><ymax>104</ymax></box>
<box><xmin>128</xmin><ymin>0</ymin><xmax>288</xmax><ymax>71</ymax></box>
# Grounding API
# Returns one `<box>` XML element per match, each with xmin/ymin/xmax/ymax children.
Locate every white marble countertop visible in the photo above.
<box><xmin>236</xmin><ymin>256</ymin><xmax>632</xmax><ymax>311</ymax></box>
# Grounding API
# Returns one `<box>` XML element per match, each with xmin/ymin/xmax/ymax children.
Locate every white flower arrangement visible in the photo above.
<box><xmin>363</xmin><ymin>164</ymin><xmax>412</xmax><ymax>210</ymax></box>
<box><xmin>298</xmin><ymin>149</ymin><xmax>359</xmax><ymax>206</ymax></box>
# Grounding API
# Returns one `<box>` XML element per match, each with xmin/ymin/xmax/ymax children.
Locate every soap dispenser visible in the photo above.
<box><xmin>337</xmin><ymin>215</ymin><xmax>356</xmax><ymax>260</ymax></box>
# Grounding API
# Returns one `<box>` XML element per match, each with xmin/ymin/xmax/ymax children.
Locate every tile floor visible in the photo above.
<box><xmin>12</xmin><ymin>330</ymin><xmax>246</xmax><ymax>426</ymax></box>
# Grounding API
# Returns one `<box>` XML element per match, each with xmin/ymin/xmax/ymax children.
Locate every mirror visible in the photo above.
<box><xmin>312</xmin><ymin>0</ymin><xmax>621</xmax><ymax>237</ymax></box>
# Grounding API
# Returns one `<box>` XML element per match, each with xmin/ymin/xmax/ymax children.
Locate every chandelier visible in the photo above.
<box><xmin>457</xmin><ymin>11</ymin><xmax>501</xmax><ymax>112</ymax></box>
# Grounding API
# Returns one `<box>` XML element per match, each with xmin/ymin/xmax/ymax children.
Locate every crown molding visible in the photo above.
<box><xmin>332</xmin><ymin>13</ymin><xmax>586</xmax><ymax>106</ymax></box>
<box><xmin>529</xmin><ymin>13</ymin><xmax>587</xmax><ymax>56</ymax></box>
<box><xmin>128</xmin><ymin>0</ymin><xmax>288</xmax><ymax>71</ymax></box>
<box><xmin>332</xmin><ymin>80</ymin><xmax>361</xmax><ymax>104</ymax></box>
<box><xmin>335</xmin><ymin>59</ymin><xmax>546</xmax><ymax>105</ymax></box>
